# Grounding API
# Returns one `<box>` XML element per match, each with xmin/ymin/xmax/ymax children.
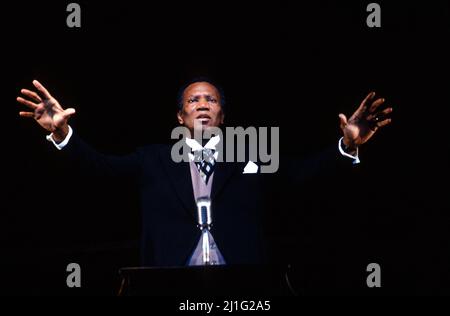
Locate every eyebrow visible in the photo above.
<box><xmin>187</xmin><ymin>94</ymin><xmax>218</xmax><ymax>99</ymax></box>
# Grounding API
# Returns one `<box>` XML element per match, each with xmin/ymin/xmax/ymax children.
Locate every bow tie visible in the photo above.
<box><xmin>192</xmin><ymin>148</ymin><xmax>216</xmax><ymax>164</ymax></box>
<box><xmin>192</xmin><ymin>148</ymin><xmax>217</xmax><ymax>184</ymax></box>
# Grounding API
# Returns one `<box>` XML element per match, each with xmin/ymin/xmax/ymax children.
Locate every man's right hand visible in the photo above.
<box><xmin>17</xmin><ymin>80</ymin><xmax>76</xmax><ymax>142</ymax></box>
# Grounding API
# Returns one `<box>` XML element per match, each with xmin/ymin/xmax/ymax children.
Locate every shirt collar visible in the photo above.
<box><xmin>186</xmin><ymin>135</ymin><xmax>221</xmax><ymax>161</ymax></box>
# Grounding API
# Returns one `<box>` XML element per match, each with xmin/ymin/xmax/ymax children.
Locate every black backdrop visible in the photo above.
<box><xmin>2</xmin><ymin>1</ymin><xmax>450</xmax><ymax>295</ymax></box>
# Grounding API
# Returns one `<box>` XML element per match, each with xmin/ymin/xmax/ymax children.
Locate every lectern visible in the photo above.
<box><xmin>118</xmin><ymin>265</ymin><xmax>293</xmax><ymax>296</ymax></box>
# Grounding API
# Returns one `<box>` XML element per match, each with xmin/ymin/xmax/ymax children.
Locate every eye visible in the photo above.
<box><xmin>206</xmin><ymin>96</ymin><xmax>217</xmax><ymax>103</ymax></box>
<box><xmin>187</xmin><ymin>98</ymin><xmax>196</xmax><ymax>104</ymax></box>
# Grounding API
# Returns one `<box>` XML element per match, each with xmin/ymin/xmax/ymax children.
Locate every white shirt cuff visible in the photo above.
<box><xmin>46</xmin><ymin>125</ymin><xmax>73</xmax><ymax>150</ymax></box>
<box><xmin>338</xmin><ymin>137</ymin><xmax>360</xmax><ymax>164</ymax></box>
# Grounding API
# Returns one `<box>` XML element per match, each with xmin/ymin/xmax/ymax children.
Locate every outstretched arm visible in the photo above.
<box><xmin>17</xmin><ymin>80</ymin><xmax>142</xmax><ymax>179</ymax></box>
<box><xmin>285</xmin><ymin>91</ymin><xmax>393</xmax><ymax>185</ymax></box>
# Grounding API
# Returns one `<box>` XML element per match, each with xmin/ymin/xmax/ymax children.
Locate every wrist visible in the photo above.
<box><xmin>52</xmin><ymin>125</ymin><xmax>69</xmax><ymax>143</ymax></box>
<box><xmin>342</xmin><ymin>138</ymin><xmax>357</xmax><ymax>154</ymax></box>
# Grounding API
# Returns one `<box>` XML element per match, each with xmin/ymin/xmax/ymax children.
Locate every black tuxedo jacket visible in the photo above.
<box><xmin>58</xmin><ymin>132</ymin><xmax>352</xmax><ymax>266</ymax></box>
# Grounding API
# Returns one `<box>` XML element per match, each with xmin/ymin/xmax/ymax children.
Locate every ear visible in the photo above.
<box><xmin>177</xmin><ymin>110</ymin><xmax>184</xmax><ymax>125</ymax></box>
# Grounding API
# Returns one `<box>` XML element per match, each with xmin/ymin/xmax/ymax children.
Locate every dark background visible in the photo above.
<box><xmin>1</xmin><ymin>1</ymin><xmax>449</xmax><ymax>295</ymax></box>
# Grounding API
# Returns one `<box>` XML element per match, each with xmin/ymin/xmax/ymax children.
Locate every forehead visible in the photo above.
<box><xmin>183</xmin><ymin>82</ymin><xmax>220</xmax><ymax>98</ymax></box>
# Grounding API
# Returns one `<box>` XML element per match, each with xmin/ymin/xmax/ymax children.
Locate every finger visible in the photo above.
<box><xmin>367</xmin><ymin>107</ymin><xmax>393</xmax><ymax>122</ymax></box>
<box><xmin>32</xmin><ymin>80</ymin><xmax>52</xmax><ymax>100</ymax></box>
<box><xmin>375</xmin><ymin>107</ymin><xmax>393</xmax><ymax>117</ymax></box>
<box><xmin>62</xmin><ymin>108</ymin><xmax>76</xmax><ymax>119</ymax></box>
<box><xmin>19</xmin><ymin>111</ymin><xmax>34</xmax><ymax>118</ymax></box>
<box><xmin>357</xmin><ymin>91</ymin><xmax>376</xmax><ymax>113</ymax></box>
<box><xmin>20</xmin><ymin>89</ymin><xmax>42</xmax><ymax>103</ymax></box>
<box><xmin>338</xmin><ymin>113</ymin><xmax>348</xmax><ymax>130</ymax></box>
<box><xmin>369</xmin><ymin>98</ymin><xmax>386</xmax><ymax>113</ymax></box>
<box><xmin>17</xmin><ymin>96</ymin><xmax>38</xmax><ymax>109</ymax></box>
<box><xmin>376</xmin><ymin>118</ymin><xmax>392</xmax><ymax>128</ymax></box>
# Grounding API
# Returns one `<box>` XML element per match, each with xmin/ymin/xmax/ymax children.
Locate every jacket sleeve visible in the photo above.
<box><xmin>281</xmin><ymin>142</ymin><xmax>357</xmax><ymax>186</ymax></box>
<box><xmin>54</xmin><ymin>131</ymin><xmax>144</xmax><ymax>180</ymax></box>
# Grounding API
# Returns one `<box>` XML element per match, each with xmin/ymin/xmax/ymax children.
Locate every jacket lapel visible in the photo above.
<box><xmin>159</xmin><ymin>147</ymin><xmax>197</xmax><ymax>219</ymax></box>
<box><xmin>158</xmin><ymin>142</ymin><xmax>240</xmax><ymax>218</ymax></box>
<box><xmin>211</xmin><ymin>160</ymin><xmax>239</xmax><ymax>200</ymax></box>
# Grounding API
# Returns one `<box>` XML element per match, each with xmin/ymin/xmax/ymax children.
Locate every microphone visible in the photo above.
<box><xmin>196</xmin><ymin>197</ymin><xmax>212</xmax><ymax>230</ymax></box>
<box><xmin>196</xmin><ymin>197</ymin><xmax>212</xmax><ymax>265</ymax></box>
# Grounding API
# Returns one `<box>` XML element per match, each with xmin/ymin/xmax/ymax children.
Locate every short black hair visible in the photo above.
<box><xmin>177</xmin><ymin>76</ymin><xmax>226</xmax><ymax>113</ymax></box>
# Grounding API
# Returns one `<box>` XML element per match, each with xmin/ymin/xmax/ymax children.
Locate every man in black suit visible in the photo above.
<box><xmin>17</xmin><ymin>79</ymin><xmax>392</xmax><ymax>266</ymax></box>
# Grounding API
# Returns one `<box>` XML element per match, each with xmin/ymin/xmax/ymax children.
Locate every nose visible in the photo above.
<box><xmin>197</xmin><ymin>98</ymin><xmax>211</xmax><ymax>110</ymax></box>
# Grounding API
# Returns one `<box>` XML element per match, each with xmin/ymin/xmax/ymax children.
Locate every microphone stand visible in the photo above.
<box><xmin>196</xmin><ymin>197</ymin><xmax>212</xmax><ymax>265</ymax></box>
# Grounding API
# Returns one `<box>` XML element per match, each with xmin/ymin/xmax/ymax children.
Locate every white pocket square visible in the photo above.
<box><xmin>243</xmin><ymin>161</ymin><xmax>259</xmax><ymax>174</ymax></box>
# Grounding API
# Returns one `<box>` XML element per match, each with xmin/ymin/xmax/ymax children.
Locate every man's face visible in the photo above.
<box><xmin>177</xmin><ymin>82</ymin><xmax>224</xmax><ymax>134</ymax></box>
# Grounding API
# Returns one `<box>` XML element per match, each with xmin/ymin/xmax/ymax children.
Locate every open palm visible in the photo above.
<box><xmin>17</xmin><ymin>80</ymin><xmax>75</xmax><ymax>132</ymax></box>
<box><xmin>339</xmin><ymin>92</ymin><xmax>393</xmax><ymax>149</ymax></box>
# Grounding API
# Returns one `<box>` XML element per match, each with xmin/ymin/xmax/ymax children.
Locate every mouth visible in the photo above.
<box><xmin>195</xmin><ymin>114</ymin><xmax>212</xmax><ymax>124</ymax></box>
